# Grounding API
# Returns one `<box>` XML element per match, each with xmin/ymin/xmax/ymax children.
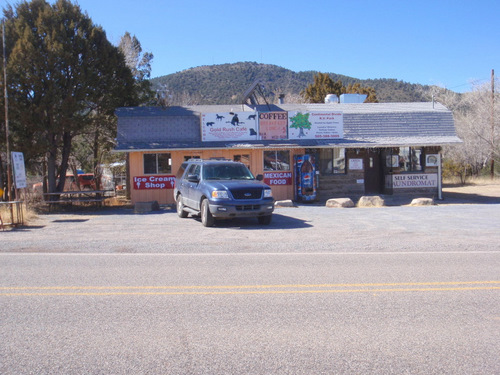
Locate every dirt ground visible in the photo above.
<box><xmin>441</xmin><ymin>179</ymin><xmax>500</xmax><ymax>205</ymax></box>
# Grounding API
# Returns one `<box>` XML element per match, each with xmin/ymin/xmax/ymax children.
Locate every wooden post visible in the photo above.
<box><xmin>491</xmin><ymin>69</ymin><xmax>495</xmax><ymax>179</ymax></box>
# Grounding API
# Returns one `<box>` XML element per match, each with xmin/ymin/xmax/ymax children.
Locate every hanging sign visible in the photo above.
<box><xmin>288</xmin><ymin>111</ymin><xmax>343</xmax><ymax>140</ymax></box>
<box><xmin>202</xmin><ymin>112</ymin><xmax>259</xmax><ymax>141</ymax></box>
<box><xmin>133</xmin><ymin>175</ymin><xmax>176</xmax><ymax>190</ymax></box>
<box><xmin>263</xmin><ymin>171</ymin><xmax>293</xmax><ymax>186</ymax></box>
<box><xmin>11</xmin><ymin>152</ymin><xmax>27</xmax><ymax>189</ymax></box>
<box><xmin>258</xmin><ymin>112</ymin><xmax>288</xmax><ymax>140</ymax></box>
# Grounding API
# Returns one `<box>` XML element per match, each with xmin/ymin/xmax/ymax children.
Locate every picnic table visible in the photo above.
<box><xmin>43</xmin><ymin>190</ymin><xmax>115</xmax><ymax>207</ymax></box>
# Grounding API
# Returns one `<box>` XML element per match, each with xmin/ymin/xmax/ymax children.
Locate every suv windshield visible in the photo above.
<box><xmin>204</xmin><ymin>164</ymin><xmax>254</xmax><ymax>180</ymax></box>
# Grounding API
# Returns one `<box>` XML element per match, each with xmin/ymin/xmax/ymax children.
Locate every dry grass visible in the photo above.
<box><xmin>0</xmin><ymin>202</ymin><xmax>37</xmax><ymax>228</ymax></box>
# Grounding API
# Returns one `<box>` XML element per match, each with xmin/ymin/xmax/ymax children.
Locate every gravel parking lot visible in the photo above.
<box><xmin>2</xmin><ymin>183</ymin><xmax>500</xmax><ymax>254</ymax></box>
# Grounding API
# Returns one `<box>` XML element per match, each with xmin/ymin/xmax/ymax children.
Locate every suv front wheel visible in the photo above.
<box><xmin>258</xmin><ymin>215</ymin><xmax>272</xmax><ymax>225</ymax></box>
<box><xmin>200</xmin><ymin>199</ymin><xmax>215</xmax><ymax>227</ymax></box>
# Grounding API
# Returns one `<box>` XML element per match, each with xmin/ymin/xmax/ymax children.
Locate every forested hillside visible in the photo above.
<box><xmin>150</xmin><ymin>61</ymin><xmax>444</xmax><ymax>105</ymax></box>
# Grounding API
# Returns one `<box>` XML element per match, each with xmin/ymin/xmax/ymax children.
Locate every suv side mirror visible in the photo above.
<box><xmin>256</xmin><ymin>174</ymin><xmax>264</xmax><ymax>181</ymax></box>
<box><xmin>187</xmin><ymin>174</ymin><xmax>200</xmax><ymax>183</ymax></box>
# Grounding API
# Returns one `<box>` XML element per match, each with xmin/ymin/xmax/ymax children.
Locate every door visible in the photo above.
<box><xmin>183</xmin><ymin>164</ymin><xmax>202</xmax><ymax>209</ymax></box>
<box><xmin>364</xmin><ymin>150</ymin><xmax>382</xmax><ymax>194</ymax></box>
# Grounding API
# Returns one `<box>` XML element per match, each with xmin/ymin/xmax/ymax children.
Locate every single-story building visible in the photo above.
<box><xmin>115</xmin><ymin>100</ymin><xmax>461</xmax><ymax>205</ymax></box>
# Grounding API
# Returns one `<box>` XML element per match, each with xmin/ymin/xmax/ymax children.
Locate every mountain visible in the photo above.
<box><xmin>150</xmin><ymin>61</ymin><xmax>442</xmax><ymax>105</ymax></box>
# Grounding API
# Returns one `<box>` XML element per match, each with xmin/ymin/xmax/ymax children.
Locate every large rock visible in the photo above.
<box><xmin>326</xmin><ymin>198</ymin><xmax>354</xmax><ymax>208</ymax></box>
<box><xmin>134</xmin><ymin>201</ymin><xmax>160</xmax><ymax>213</ymax></box>
<box><xmin>357</xmin><ymin>196</ymin><xmax>385</xmax><ymax>207</ymax></box>
<box><xmin>274</xmin><ymin>200</ymin><xmax>296</xmax><ymax>208</ymax></box>
<box><xmin>410</xmin><ymin>198</ymin><xmax>435</xmax><ymax>206</ymax></box>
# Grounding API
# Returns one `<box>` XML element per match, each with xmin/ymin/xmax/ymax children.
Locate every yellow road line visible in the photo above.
<box><xmin>1</xmin><ymin>280</ymin><xmax>499</xmax><ymax>291</ymax></box>
<box><xmin>0</xmin><ymin>282</ymin><xmax>499</xmax><ymax>296</ymax></box>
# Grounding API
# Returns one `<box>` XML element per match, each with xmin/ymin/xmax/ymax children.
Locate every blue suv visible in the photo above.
<box><xmin>174</xmin><ymin>159</ymin><xmax>274</xmax><ymax>227</ymax></box>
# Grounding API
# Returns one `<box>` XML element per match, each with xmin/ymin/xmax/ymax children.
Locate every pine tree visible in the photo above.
<box><xmin>2</xmin><ymin>0</ymin><xmax>138</xmax><ymax>195</ymax></box>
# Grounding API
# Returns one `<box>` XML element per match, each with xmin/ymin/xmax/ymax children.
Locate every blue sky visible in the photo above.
<box><xmin>1</xmin><ymin>0</ymin><xmax>498</xmax><ymax>92</ymax></box>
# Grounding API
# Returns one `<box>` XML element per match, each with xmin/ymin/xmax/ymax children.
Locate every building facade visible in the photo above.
<box><xmin>115</xmin><ymin>102</ymin><xmax>461</xmax><ymax>205</ymax></box>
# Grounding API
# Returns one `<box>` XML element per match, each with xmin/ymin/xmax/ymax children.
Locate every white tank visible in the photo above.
<box><xmin>324</xmin><ymin>94</ymin><xmax>338</xmax><ymax>103</ymax></box>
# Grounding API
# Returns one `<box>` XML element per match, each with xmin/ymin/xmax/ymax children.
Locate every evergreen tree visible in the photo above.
<box><xmin>301</xmin><ymin>72</ymin><xmax>378</xmax><ymax>103</ymax></box>
<box><xmin>301</xmin><ymin>72</ymin><xmax>343</xmax><ymax>103</ymax></box>
<box><xmin>1</xmin><ymin>0</ymin><xmax>138</xmax><ymax>195</ymax></box>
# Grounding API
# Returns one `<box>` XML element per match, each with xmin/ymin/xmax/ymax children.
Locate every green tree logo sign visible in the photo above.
<box><xmin>289</xmin><ymin>112</ymin><xmax>312</xmax><ymax>138</ymax></box>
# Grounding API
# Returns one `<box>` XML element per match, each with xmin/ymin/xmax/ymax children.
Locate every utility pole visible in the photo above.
<box><xmin>2</xmin><ymin>21</ymin><xmax>12</xmax><ymax>201</ymax></box>
<box><xmin>491</xmin><ymin>69</ymin><xmax>495</xmax><ymax>179</ymax></box>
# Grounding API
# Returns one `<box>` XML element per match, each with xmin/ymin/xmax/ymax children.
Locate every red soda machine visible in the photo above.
<box><xmin>294</xmin><ymin>154</ymin><xmax>317</xmax><ymax>202</ymax></box>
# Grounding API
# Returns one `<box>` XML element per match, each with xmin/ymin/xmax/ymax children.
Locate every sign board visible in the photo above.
<box><xmin>263</xmin><ymin>171</ymin><xmax>293</xmax><ymax>186</ymax></box>
<box><xmin>133</xmin><ymin>175</ymin><xmax>176</xmax><ymax>190</ymax></box>
<box><xmin>425</xmin><ymin>154</ymin><xmax>440</xmax><ymax>167</ymax></box>
<box><xmin>11</xmin><ymin>152</ymin><xmax>27</xmax><ymax>189</ymax></box>
<box><xmin>258</xmin><ymin>112</ymin><xmax>288</xmax><ymax>140</ymax></box>
<box><xmin>348</xmin><ymin>158</ymin><xmax>364</xmax><ymax>170</ymax></box>
<box><xmin>390</xmin><ymin>174</ymin><xmax>438</xmax><ymax>189</ymax></box>
<box><xmin>288</xmin><ymin>111</ymin><xmax>343</xmax><ymax>140</ymax></box>
<box><xmin>201</xmin><ymin>112</ymin><xmax>258</xmax><ymax>142</ymax></box>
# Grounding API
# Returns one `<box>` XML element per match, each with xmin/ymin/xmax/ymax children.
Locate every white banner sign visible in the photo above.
<box><xmin>391</xmin><ymin>174</ymin><xmax>438</xmax><ymax>189</ymax></box>
<box><xmin>201</xmin><ymin>112</ymin><xmax>258</xmax><ymax>142</ymax></box>
<box><xmin>11</xmin><ymin>152</ymin><xmax>27</xmax><ymax>189</ymax></box>
<box><xmin>288</xmin><ymin>111</ymin><xmax>343</xmax><ymax>140</ymax></box>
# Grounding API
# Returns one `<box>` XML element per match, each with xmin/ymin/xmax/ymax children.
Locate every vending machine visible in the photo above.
<box><xmin>295</xmin><ymin>154</ymin><xmax>317</xmax><ymax>202</ymax></box>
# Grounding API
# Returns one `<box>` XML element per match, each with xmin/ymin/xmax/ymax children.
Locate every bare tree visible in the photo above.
<box><xmin>442</xmin><ymin>80</ymin><xmax>499</xmax><ymax>182</ymax></box>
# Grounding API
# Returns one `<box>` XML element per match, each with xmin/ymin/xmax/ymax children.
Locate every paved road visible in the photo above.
<box><xmin>1</xmin><ymin>204</ymin><xmax>499</xmax><ymax>374</ymax></box>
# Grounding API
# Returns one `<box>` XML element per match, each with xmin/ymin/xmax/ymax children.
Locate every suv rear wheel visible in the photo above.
<box><xmin>176</xmin><ymin>194</ymin><xmax>188</xmax><ymax>218</ymax></box>
<box><xmin>201</xmin><ymin>198</ymin><xmax>215</xmax><ymax>227</ymax></box>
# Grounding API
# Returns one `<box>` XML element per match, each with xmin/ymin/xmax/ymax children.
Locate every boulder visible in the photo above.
<box><xmin>275</xmin><ymin>200</ymin><xmax>296</xmax><ymax>208</ymax></box>
<box><xmin>410</xmin><ymin>198</ymin><xmax>435</xmax><ymax>206</ymax></box>
<box><xmin>357</xmin><ymin>196</ymin><xmax>385</xmax><ymax>207</ymax></box>
<box><xmin>326</xmin><ymin>198</ymin><xmax>355</xmax><ymax>208</ymax></box>
<box><xmin>134</xmin><ymin>201</ymin><xmax>160</xmax><ymax>213</ymax></box>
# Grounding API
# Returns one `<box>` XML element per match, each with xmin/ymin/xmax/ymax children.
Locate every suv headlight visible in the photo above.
<box><xmin>212</xmin><ymin>190</ymin><xmax>229</xmax><ymax>199</ymax></box>
<box><xmin>263</xmin><ymin>189</ymin><xmax>273</xmax><ymax>198</ymax></box>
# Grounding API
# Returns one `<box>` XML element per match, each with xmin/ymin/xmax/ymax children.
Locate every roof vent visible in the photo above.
<box><xmin>340</xmin><ymin>94</ymin><xmax>368</xmax><ymax>103</ymax></box>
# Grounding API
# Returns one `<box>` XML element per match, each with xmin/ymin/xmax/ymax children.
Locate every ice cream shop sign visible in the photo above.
<box><xmin>133</xmin><ymin>175</ymin><xmax>176</xmax><ymax>190</ymax></box>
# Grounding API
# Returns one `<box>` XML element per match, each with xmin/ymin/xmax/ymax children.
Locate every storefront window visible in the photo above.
<box><xmin>264</xmin><ymin>150</ymin><xmax>290</xmax><ymax>171</ymax></box>
<box><xmin>319</xmin><ymin>148</ymin><xmax>345</xmax><ymax>174</ymax></box>
<box><xmin>399</xmin><ymin>147</ymin><xmax>422</xmax><ymax>172</ymax></box>
<box><xmin>144</xmin><ymin>153</ymin><xmax>171</xmax><ymax>174</ymax></box>
<box><xmin>233</xmin><ymin>154</ymin><xmax>251</xmax><ymax>169</ymax></box>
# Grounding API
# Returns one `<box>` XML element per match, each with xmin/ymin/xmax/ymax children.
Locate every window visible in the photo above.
<box><xmin>184</xmin><ymin>164</ymin><xmax>200</xmax><ymax>179</ymax></box>
<box><xmin>264</xmin><ymin>150</ymin><xmax>290</xmax><ymax>171</ymax></box>
<box><xmin>143</xmin><ymin>153</ymin><xmax>171</xmax><ymax>174</ymax></box>
<box><xmin>319</xmin><ymin>148</ymin><xmax>345</xmax><ymax>174</ymax></box>
<box><xmin>399</xmin><ymin>147</ymin><xmax>422</xmax><ymax>172</ymax></box>
<box><xmin>233</xmin><ymin>154</ymin><xmax>251</xmax><ymax>169</ymax></box>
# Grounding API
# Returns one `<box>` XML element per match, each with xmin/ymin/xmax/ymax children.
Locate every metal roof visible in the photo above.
<box><xmin>115</xmin><ymin>102</ymin><xmax>461</xmax><ymax>152</ymax></box>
